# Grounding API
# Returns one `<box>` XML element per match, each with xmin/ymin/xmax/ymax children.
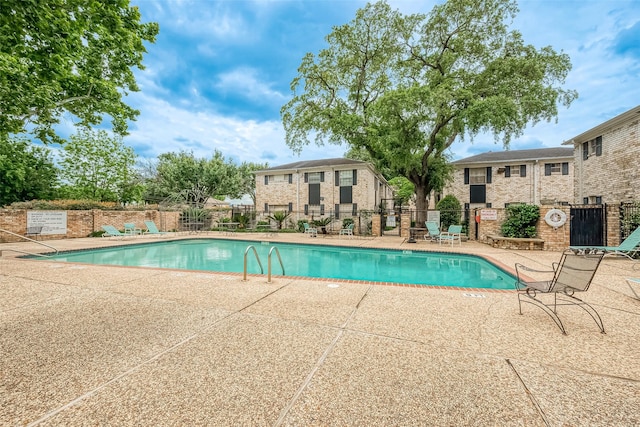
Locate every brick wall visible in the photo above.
<box><xmin>444</xmin><ymin>160</ymin><xmax>573</xmax><ymax>209</ymax></box>
<box><xmin>573</xmin><ymin>118</ymin><xmax>640</xmax><ymax>203</ymax></box>
<box><xmin>255</xmin><ymin>166</ymin><xmax>393</xmax><ymax>222</ymax></box>
<box><xmin>0</xmin><ymin>210</ymin><xmax>181</xmax><ymax>243</ymax></box>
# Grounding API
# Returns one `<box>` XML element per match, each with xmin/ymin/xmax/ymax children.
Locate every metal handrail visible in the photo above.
<box><xmin>0</xmin><ymin>228</ymin><xmax>58</xmax><ymax>256</ymax></box>
<box><xmin>243</xmin><ymin>245</ymin><xmax>264</xmax><ymax>281</ymax></box>
<box><xmin>267</xmin><ymin>246</ymin><xmax>285</xmax><ymax>283</ymax></box>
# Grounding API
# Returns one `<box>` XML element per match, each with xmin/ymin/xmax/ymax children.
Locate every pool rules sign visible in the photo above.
<box><xmin>27</xmin><ymin>211</ymin><xmax>68</xmax><ymax>235</ymax></box>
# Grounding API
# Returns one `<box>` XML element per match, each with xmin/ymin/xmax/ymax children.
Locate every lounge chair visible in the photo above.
<box><xmin>339</xmin><ymin>223</ymin><xmax>354</xmax><ymax>238</ymax></box>
<box><xmin>625</xmin><ymin>277</ymin><xmax>640</xmax><ymax>300</ymax></box>
<box><xmin>424</xmin><ymin>221</ymin><xmax>440</xmax><ymax>242</ymax></box>
<box><xmin>515</xmin><ymin>249</ymin><xmax>605</xmax><ymax>334</ymax></box>
<box><xmin>101</xmin><ymin>225</ymin><xmax>127</xmax><ymax>239</ymax></box>
<box><xmin>438</xmin><ymin>225</ymin><xmax>462</xmax><ymax>246</ymax></box>
<box><xmin>143</xmin><ymin>220</ymin><xmax>169</xmax><ymax>237</ymax></box>
<box><xmin>303</xmin><ymin>222</ymin><xmax>317</xmax><ymax>237</ymax></box>
<box><xmin>570</xmin><ymin>226</ymin><xmax>640</xmax><ymax>260</ymax></box>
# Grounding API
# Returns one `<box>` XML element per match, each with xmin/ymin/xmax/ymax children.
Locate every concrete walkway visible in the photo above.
<box><xmin>1</xmin><ymin>233</ymin><xmax>639</xmax><ymax>426</ymax></box>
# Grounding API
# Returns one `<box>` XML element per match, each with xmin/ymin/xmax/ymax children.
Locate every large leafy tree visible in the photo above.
<box><xmin>237</xmin><ymin>161</ymin><xmax>269</xmax><ymax>206</ymax></box>
<box><xmin>0</xmin><ymin>135</ymin><xmax>58</xmax><ymax>207</ymax></box>
<box><xmin>145</xmin><ymin>150</ymin><xmax>243</xmax><ymax>205</ymax></box>
<box><xmin>282</xmin><ymin>0</ymin><xmax>576</xmax><ymax>224</ymax></box>
<box><xmin>0</xmin><ymin>1</ymin><xmax>159</xmax><ymax>143</ymax></box>
<box><xmin>58</xmin><ymin>128</ymin><xmax>140</xmax><ymax>202</ymax></box>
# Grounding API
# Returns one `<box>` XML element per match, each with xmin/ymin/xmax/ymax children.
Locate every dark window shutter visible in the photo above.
<box><xmin>264</xmin><ymin>176</ymin><xmax>269</xmax><ymax>185</ymax></box>
<box><xmin>486</xmin><ymin>203</ymin><xmax>492</xmax><ymax>208</ymax></box>
<box><xmin>595</xmin><ymin>136</ymin><xmax>602</xmax><ymax>156</ymax></box>
<box><xmin>335</xmin><ymin>204</ymin><xmax>340</xmax><ymax>219</ymax></box>
<box><xmin>545</xmin><ymin>164</ymin><xmax>551</xmax><ymax>176</ymax></box>
<box><xmin>595</xmin><ymin>196</ymin><xmax>602</xmax><ymax>204</ymax></box>
<box><xmin>520</xmin><ymin>165</ymin><xmax>526</xmax><ymax>177</ymax></box>
<box><xmin>304</xmin><ymin>173</ymin><xmax>308</xmax><ymax>183</ymax></box>
<box><xmin>320</xmin><ymin>204</ymin><xmax>325</xmax><ymax>215</ymax></box>
<box><xmin>352</xmin><ymin>169</ymin><xmax>357</xmax><ymax>185</ymax></box>
<box><xmin>505</xmin><ymin>166</ymin><xmax>511</xmax><ymax>177</ymax></box>
<box><xmin>562</xmin><ymin>162</ymin><xmax>569</xmax><ymax>175</ymax></box>
<box><xmin>583</xmin><ymin>197</ymin><xmax>589</xmax><ymax>204</ymax></box>
<box><xmin>335</xmin><ymin>171</ymin><xmax>340</xmax><ymax>186</ymax></box>
<box><xmin>582</xmin><ymin>142</ymin><xmax>589</xmax><ymax>160</ymax></box>
<box><xmin>264</xmin><ymin>203</ymin><xmax>268</xmax><ymax>213</ymax></box>
<box><xmin>340</xmin><ymin>186</ymin><xmax>353</xmax><ymax>204</ymax></box>
<box><xmin>464</xmin><ymin>168</ymin><xmax>469</xmax><ymax>184</ymax></box>
<box><xmin>288</xmin><ymin>202</ymin><xmax>293</xmax><ymax>212</ymax></box>
<box><xmin>469</xmin><ymin>185</ymin><xmax>486</xmax><ymax>203</ymax></box>
<box><xmin>486</xmin><ymin>167</ymin><xmax>492</xmax><ymax>184</ymax></box>
<box><xmin>288</xmin><ymin>174</ymin><xmax>292</xmax><ymax>184</ymax></box>
<box><xmin>320</xmin><ymin>172</ymin><xmax>325</xmax><ymax>182</ymax></box>
<box><xmin>309</xmin><ymin>183</ymin><xmax>320</xmax><ymax>205</ymax></box>
<box><xmin>352</xmin><ymin>203</ymin><xmax>358</xmax><ymax>216</ymax></box>
<box><xmin>304</xmin><ymin>204</ymin><xmax>309</xmax><ymax>215</ymax></box>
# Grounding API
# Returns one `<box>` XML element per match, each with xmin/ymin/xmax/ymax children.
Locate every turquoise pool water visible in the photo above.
<box><xmin>38</xmin><ymin>239</ymin><xmax>514</xmax><ymax>289</ymax></box>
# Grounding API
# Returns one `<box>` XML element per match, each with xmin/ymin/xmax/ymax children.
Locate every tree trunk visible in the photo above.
<box><xmin>414</xmin><ymin>184</ymin><xmax>428</xmax><ymax>226</ymax></box>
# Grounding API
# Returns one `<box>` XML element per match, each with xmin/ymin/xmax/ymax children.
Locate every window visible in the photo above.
<box><xmin>265</xmin><ymin>174</ymin><xmax>292</xmax><ymax>184</ymax></box>
<box><xmin>339</xmin><ymin>170</ymin><xmax>353</xmax><ymax>186</ymax></box>
<box><xmin>545</xmin><ymin>162</ymin><xmax>569</xmax><ymax>176</ymax></box>
<box><xmin>508</xmin><ymin>166</ymin><xmax>520</xmax><ymax>177</ymax></box>
<box><xmin>268</xmin><ymin>204</ymin><xmax>289</xmax><ymax>212</ymax></box>
<box><xmin>269</xmin><ymin>174</ymin><xmax>284</xmax><ymax>183</ymax></box>
<box><xmin>469</xmin><ymin>168</ymin><xmax>486</xmax><ymax>184</ymax></box>
<box><xmin>308</xmin><ymin>172</ymin><xmax>322</xmax><ymax>184</ymax></box>
<box><xmin>582</xmin><ymin>136</ymin><xmax>602</xmax><ymax>159</ymax></box>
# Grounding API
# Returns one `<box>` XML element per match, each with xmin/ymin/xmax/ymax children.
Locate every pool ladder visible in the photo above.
<box><xmin>243</xmin><ymin>245</ymin><xmax>284</xmax><ymax>283</ymax></box>
<box><xmin>0</xmin><ymin>228</ymin><xmax>58</xmax><ymax>257</ymax></box>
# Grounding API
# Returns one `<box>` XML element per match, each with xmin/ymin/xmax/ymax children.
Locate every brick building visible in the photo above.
<box><xmin>254</xmin><ymin>158</ymin><xmax>394</xmax><ymax>222</ymax></box>
<box><xmin>443</xmin><ymin>147</ymin><xmax>574</xmax><ymax>209</ymax></box>
<box><xmin>563</xmin><ymin>104</ymin><xmax>640</xmax><ymax>204</ymax></box>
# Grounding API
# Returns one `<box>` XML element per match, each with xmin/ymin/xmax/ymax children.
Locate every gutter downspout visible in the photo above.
<box><xmin>533</xmin><ymin>159</ymin><xmax>539</xmax><ymax>205</ymax></box>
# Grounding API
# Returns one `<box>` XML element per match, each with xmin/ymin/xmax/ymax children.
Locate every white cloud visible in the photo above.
<box><xmin>214</xmin><ymin>67</ymin><xmax>287</xmax><ymax>103</ymax></box>
<box><xmin>124</xmin><ymin>92</ymin><xmax>346</xmax><ymax>166</ymax></box>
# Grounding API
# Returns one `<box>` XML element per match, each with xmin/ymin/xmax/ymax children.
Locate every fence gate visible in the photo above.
<box><xmin>569</xmin><ymin>205</ymin><xmax>605</xmax><ymax>246</ymax></box>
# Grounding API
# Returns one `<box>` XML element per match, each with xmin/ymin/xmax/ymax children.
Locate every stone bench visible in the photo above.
<box><xmin>486</xmin><ymin>234</ymin><xmax>545</xmax><ymax>250</ymax></box>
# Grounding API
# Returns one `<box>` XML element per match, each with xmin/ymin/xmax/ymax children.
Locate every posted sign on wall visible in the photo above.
<box><xmin>27</xmin><ymin>211</ymin><xmax>67</xmax><ymax>235</ymax></box>
<box><xmin>480</xmin><ymin>209</ymin><xmax>498</xmax><ymax>221</ymax></box>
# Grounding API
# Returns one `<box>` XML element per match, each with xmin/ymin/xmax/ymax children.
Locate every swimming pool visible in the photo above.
<box><xmin>37</xmin><ymin>239</ymin><xmax>515</xmax><ymax>289</ymax></box>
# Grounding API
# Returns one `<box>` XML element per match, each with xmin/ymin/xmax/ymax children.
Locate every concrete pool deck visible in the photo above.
<box><xmin>1</xmin><ymin>233</ymin><xmax>639</xmax><ymax>426</ymax></box>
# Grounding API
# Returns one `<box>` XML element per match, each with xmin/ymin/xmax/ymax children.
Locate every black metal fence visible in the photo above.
<box><xmin>620</xmin><ymin>201</ymin><xmax>640</xmax><ymax>240</ymax></box>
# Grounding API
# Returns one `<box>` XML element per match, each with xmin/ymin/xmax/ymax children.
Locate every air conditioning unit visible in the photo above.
<box><xmin>497</xmin><ymin>168</ymin><xmax>506</xmax><ymax>174</ymax></box>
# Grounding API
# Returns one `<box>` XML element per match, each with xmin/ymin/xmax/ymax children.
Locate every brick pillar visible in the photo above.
<box><xmin>371</xmin><ymin>214</ymin><xmax>382</xmax><ymax>236</ymax></box>
<box><xmin>400</xmin><ymin>214</ymin><xmax>411</xmax><ymax>238</ymax></box>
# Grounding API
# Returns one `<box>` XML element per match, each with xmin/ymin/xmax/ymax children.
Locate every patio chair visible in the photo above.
<box><xmin>143</xmin><ymin>220</ymin><xmax>169</xmax><ymax>237</ymax></box>
<box><xmin>424</xmin><ymin>221</ymin><xmax>441</xmax><ymax>242</ymax></box>
<box><xmin>303</xmin><ymin>222</ymin><xmax>317</xmax><ymax>237</ymax></box>
<box><xmin>515</xmin><ymin>249</ymin><xmax>605</xmax><ymax>334</ymax></box>
<box><xmin>339</xmin><ymin>223</ymin><xmax>354</xmax><ymax>238</ymax></box>
<box><xmin>625</xmin><ymin>277</ymin><xmax>640</xmax><ymax>300</ymax></box>
<box><xmin>570</xmin><ymin>226</ymin><xmax>640</xmax><ymax>260</ymax></box>
<box><xmin>124</xmin><ymin>222</ymin><xmax>142</xmax><ymax>236</ymax></box>
<box><xmin>438</xmin><ymin>225</ymin><xmax>462</xmax><ymax>246</ymax></box>
<box><xmin>101</xmin><ymin>225</ymin><xmax>127</xmax><ymax>239</ymax></box>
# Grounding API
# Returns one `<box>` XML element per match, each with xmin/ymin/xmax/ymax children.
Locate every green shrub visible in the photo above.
<box><xmin>342</xmin><ymin>218</ymin><xmax>354</xmax><ymax>228</ymax></box>
<box><xmin>501</xmin><ymin>204</ymin><xmax>540</xmax><ymax>238</ymax></box>
<box><xmin>436</xmin><ymin>195</ymin><xmax>462</xmax><ymax>229</ymax></box>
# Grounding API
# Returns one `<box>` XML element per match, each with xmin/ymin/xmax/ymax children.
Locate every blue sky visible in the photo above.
<box><xmin>119</xmin><ymin>0</ymin><xmax>640</xmax><ymax>166</ymax></box>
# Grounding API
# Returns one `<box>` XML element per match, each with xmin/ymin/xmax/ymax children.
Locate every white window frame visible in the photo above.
<box><xmin>269</xmin><ymin>174</ymin><xmax>287</xmax><ymax>183</ymax></box>
<box><xmin>339</xmin><ymin>170</ymin><xmax>353</xmax><ymax>186</ymax></box>
<box><xmin>308</xmin><ymin>172</ymin><xmax>321</xmax><ymax>184</ymax></box>
<box><xmin>469</xmin><ymin>168</ymin><xmax>486</xmax><ymax>184</ymax></box>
